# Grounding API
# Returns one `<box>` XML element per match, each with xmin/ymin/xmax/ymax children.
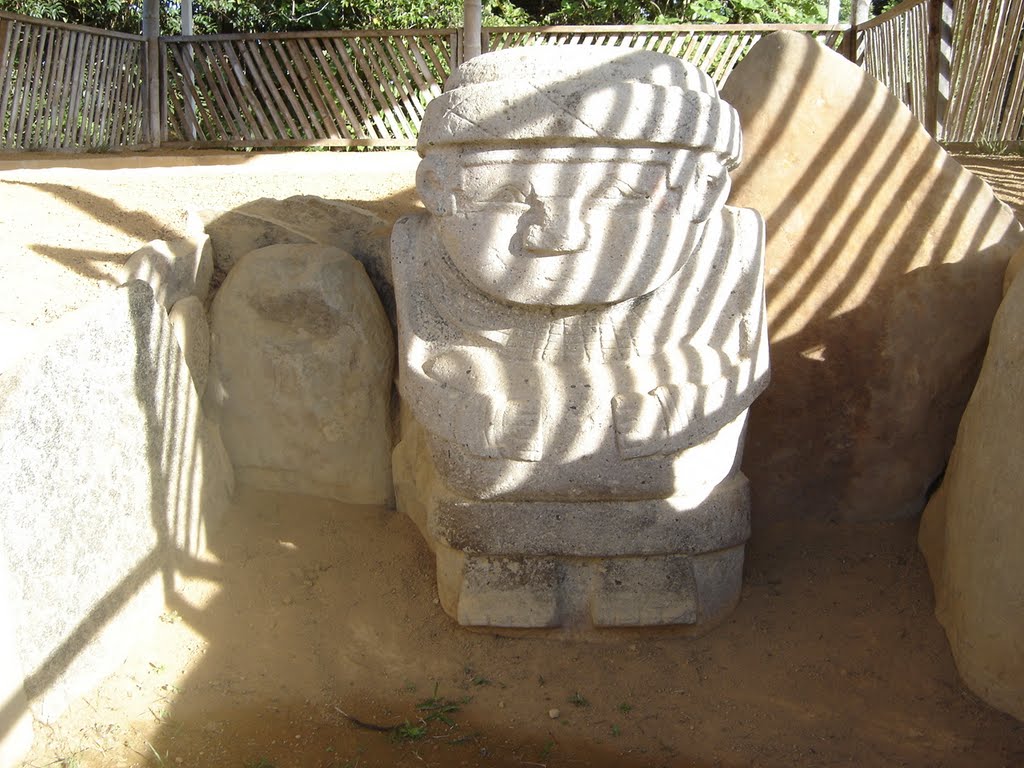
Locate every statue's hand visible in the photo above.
<box><xmin>612</xmin><ymin>390</ymin><xmax>669</xmax><ymax>459</ymax></box>
<box><xmin>498</xmin><ymin>398</ymin><xmax>544</xmax><ymax>461</ymax></box>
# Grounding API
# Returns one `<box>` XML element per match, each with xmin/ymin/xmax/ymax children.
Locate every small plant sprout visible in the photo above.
<box><xmin>618</xmin><ymin>702</ymin><xmax>633</xmax><ymax>714</ymax></box>
<box><xmin>568</xmin><ymin>691</ymin><xmax>589</xmax><ymax>708</ymax></box>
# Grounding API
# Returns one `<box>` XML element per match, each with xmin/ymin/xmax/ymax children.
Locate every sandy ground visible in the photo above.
<box><xmin>3</xmin><ymin>150</ymin><xmax>1024</xmax><ymax>768</ymax></box>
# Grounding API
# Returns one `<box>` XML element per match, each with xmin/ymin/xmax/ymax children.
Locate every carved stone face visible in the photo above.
<box><xmin>418</xmin><ymin>146</ymin><xmax>730</xmax><ymax>307</ymax></box>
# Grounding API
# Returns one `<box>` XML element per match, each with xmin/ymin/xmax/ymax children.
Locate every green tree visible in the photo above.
<box><xmin>0</xmin><ymin>0</ymin><xmax>876</xmax><ymax>32</ymax></box>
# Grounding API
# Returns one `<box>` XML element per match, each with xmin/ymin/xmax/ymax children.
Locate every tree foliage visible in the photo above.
<box><xmin>0</xmin><ymin>0</ymin><xmax>885</xmax><ymax>33</ymax></box>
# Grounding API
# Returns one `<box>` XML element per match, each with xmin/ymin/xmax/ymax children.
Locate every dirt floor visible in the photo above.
<box><xmin>2</xmin><ymin>151</ymin><xmax>1024</xmax><ymax>768</ymax></box>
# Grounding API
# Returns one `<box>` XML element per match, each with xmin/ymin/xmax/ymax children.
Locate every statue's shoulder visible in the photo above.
<box><xmin>391</xmin><ymin>212</ymin><xmax>436</xmax><ymax>276</ymax></box>
<box><xmin>720</xmin><ymin>205</ymin><xmax>765</xmax><ymax>252</ymax></box>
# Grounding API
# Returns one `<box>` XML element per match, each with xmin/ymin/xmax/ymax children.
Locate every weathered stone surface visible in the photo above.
<box><xmin>0</xmin><ymin>550</ymin><xmax>33</xmax><ymax>768</ymax></box>
<box><xmin>721</xmin><ymin>31</ymin><xmax>1024</xmax><ymax>522</ymax></box>
<box><xmin>919</xmin><ymin>265</ymin><xmax>1024</xmax><ymax>722</ymax></box>
<box><xmin>393</xmin><ymin>46</ymin><xmax>769</xmax><ymax>630</ymax></box>
<box><xmin>194</xmin><ymin>196</ymin><xmax>394</xmax><ymax>321</ymax></box>
<box><xmin>122</xmin><ymin>234</ymin><xmax>213</xmax><ymax>310</ymax></box>
<box><xmin>168</xmin><ymin>295</ymin><xmax>210</xmax><ymax>397</ymax></box>
<box><xmin>0</xmin><ymin>281</ymin><xmax>232</xmax><ymax>747</ymax></box>
<box><xmin>207</xmin><ymin>244</ymin><xmax>394</xmax><ymax>505</ymax></box>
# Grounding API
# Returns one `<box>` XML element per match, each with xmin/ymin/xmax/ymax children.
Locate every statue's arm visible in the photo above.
<box><xmin>400</xmin><ymin>343</ymin><xmax>544</xmax><ymax>461</ymax></box>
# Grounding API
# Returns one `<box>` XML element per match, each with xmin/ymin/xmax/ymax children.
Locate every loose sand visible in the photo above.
<box><xmin>2</xmin><ymin>150</ymin><xmax>1023</xmax><ymax>768</ymax></box>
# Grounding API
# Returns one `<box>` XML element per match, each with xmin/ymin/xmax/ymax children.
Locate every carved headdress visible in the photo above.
<box><xmin>417</xmin><ymin>46</ymin><xmax>742</xmax><ymax>165</ymax></box>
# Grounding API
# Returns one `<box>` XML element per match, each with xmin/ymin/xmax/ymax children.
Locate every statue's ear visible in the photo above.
<box><xmin>690</xmin><ymin>155</ymin><xmax>731</xmax><ymax>223</ymax></box>
<box><xmin>417</xmin><ymin>155</ymin><xmax>458</xmax><ymax>216</ymax></box>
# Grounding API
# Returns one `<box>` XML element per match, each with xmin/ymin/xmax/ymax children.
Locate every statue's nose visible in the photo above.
<box><xmin>522</xmin><ymin>197</ymin><xmax>588</xmax><ymax>255</ymax></box>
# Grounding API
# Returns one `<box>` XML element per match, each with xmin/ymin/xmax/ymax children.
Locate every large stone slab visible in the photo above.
<box><xmin>0</xmin><ymin>282</ymin><xmax>232</xmax><ymax>761</ymax></box>
<box><xmin>918</xmin><ymin>264</ymin><xmax>1024</xmax><ymax>722</ymax></box>
<box><xmin>722</xmin><ymin>31</ymin><xmax>1024</xmax><ymax>522</ymax></box>
<box><xmin>393</xmin><ymin>46</ymin><xmax>769</xmax><ymax>630</ymax></box>
<box><xmin>207</xmin><ymin>244</ymin><xmax>394</xmax><ymax>505</ymax></box>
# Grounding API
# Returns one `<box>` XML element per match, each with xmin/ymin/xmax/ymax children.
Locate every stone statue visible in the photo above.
<box><xmin>391</xmin><ymin>46</ymin><xmax>769</xmax><ymax>631</ymax></box>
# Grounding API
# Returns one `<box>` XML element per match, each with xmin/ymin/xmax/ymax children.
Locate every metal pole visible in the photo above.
<box><xmin>463</xmin><ymin>0</ymin><xmax>481</xmax><ymax>60</ymax></box>
<box><xmin>827</xmin><ymin>0</ymin><xmax>840</xmax><ymax>25</ymax></box>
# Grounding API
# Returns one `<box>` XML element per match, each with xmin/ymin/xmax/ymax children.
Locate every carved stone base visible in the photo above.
<box><xmin>393</xmin><ymin>413</ymin><xmax>750</xmax><ymax>631</ymax></box>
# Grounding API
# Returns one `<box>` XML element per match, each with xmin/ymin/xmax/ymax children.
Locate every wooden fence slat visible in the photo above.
<box><xmin>997</xmin><ymin>8</ymin><xmax>1024</xmax><ymax>140</ymax></box>
<box><xmin>324</xmin><ymin>38</ymin><xmax>384</xmax><ymax>140</ymax></box>
<box><xmin>50</xmin><ymin>26</ymin><xmax>79</xmax><ymax>148</ymax></box>
<box><xmin>108</xmin><ymin>37</ymin><xmax>131</xmax><ymax>146</ymax></box>
<box><xmin>305</xmin><ymin>37</ymin><xmax>364</xmax><ymax>140</ymax></box>
<box><xmin>966</xmin><ymin>0</ymin><xmax>1002</xmax><ymax>139</ymax></box>
<box><xmin>189</xmin><ymin>43</ymin><xmax>235</xmax><ymax>140</ymax></box>
<box><xmin>23</xmin><ymin>23</ymin><xmax>49</xmax><ymax>148</ymax></box>
<box><xmin>0</xmin><ymin>19</ymin><xmax>14</xmax><ymax>140</ymax></box>
<box><xmin>295</xmin><ymin>37</ymin><xmax>347</xmax><ymax>139</ymax></box>
<box><xmin>369</xmin><ymin>35</ymin><xmax>425</xmax><ymax>127</ymax></box>
<box><xmin>75</xmin><ymin>31</ymin><xmax>104</xmax><ymax>146</ymax></box>
<box><xmin>166</xmin><ymin>42</ymin><xmax>205</xmax><ymax>140</ymax></box>
<box><xmin>947</xmin><ymin>0</ymin><xmax>983</xmax><ymax>138</ymax></box>
<box><xmin>4</xmin><ymin>23</ymin><xmax>30</xmax><ymax>146</ymax></box>
<box><xmin>418</xmin><ymin>32</ymin><xmax>450</xmax><ymax>80</ymax></box>
<box><xmin>282</xmin><ymin>38</ymin><xmax>334</xmax><ymax>139</ymax></box>
<box><xmin>347</xmin><ymin>37</ymin><xmax>408</xmax><ymax>140</ymax></box>
<box><xmin>170</xmin><ymin>41</ymin><xmax>213</xmax><ymax>141</ymax></box>
<box><xmin>994</xmin><ymin>0</ymin><xmax>1024</xmax><ymax>140</ymax></box>
<box><xmin>44</xmin><ymin>27</ymin><xmax>72</xmax><ymax>149</ymax></box>
<box><xmin>241</xmin><ymin>39</ymin><xmax>300</xmax><ymax>139</ymax></box>
<box><xmin>365</xmin><ymin>35</ymin><xmax>421</xmax><ymax>138</ymax></box>
<box><xmin>263</xmin><ymin>39</ymin><xmax>317</xmax><ymax>139</ymax></box>
<box><xmin>209</xmin><ymin>39</ymin><xmax>258</xmax><ymax>141</ymax></box>
<box><xmin>90</xmin><ymin>34</ymin><xmax>116</xmax><ymax>146</ymax></box>
<box><xmin>982</xmin><ymin>0</ymin><xmax>1022</xmax><ymax>139</ymax></box>
<box><xmin>326</xmin><ymin>38</ymin><xmax>388</xmax><ymax>139</ymax></box>
<box><xmin>222</xmin><ymin>39</ymin><xmax>274</xmax><ymax>139</ymax></box>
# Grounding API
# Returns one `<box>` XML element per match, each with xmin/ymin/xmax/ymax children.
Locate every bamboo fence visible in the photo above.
<box><xmin>1</xmin><ymin>4</ymin><xmax>1021</xmax><ymax>152</ymax></box>
<box><xmin>161</xmin><ymin>29</ymin><xmax>457</xmax><ymax>147</ymax></box>
<box><xmin>0</xmin><ymin>12</ymin><xmax>146</xmax><ymax>151</ymax></box>
<box><xmin>945</xmin><ymin>0</ymin><xmax>1024</xmax><ymax>143</ymax></box>
<box><xmin>860</xmin><ymin>0</ymin><xmax>931</xmax><ymax>125</ymax></box>
<box><xmin>482</xmin><ymin>24</ymin><xmax>846</xmax><ymax>88</ymax></box>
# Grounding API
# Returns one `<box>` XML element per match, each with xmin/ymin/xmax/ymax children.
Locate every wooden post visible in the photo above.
<box><xmin>181</xmin><ymin>0</ymin><xmax>193</xmax><ymax>35</ymax></box>
<box><xmin>0</xmin><ymin>17</ymin><xmax>9</xmax><ymax>76</ymax></box>
<box><xmin>463</xmin><ymin>0</ymin><xmax>481</xmax><ymax>60</ymax></box>
<box><xmin>827</xmin><ymin>0</ymin><xmax>840</xmax><ymax>24</ymax></box>
<box><xmin>925</xmin><ymin>0</ymin><xmax>953</xmax><ymax>140</ymax></box>
<box><xmin>142</xmin><ymin>0</ymin><xmax>161</xmax><ymax>147</ymax></box>
<box><xmin>846</xmin><ymin>0</ymin><xmax>869</xmax><ymax>63</ymax></box>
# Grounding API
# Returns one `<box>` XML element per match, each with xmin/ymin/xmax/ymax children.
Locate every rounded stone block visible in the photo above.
<box><xmin>207</xmin><ymin>244</ymin><xmax>394</xmax><ymax>505</ymax></box>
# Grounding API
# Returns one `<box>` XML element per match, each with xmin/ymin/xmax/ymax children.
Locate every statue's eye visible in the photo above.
<box><xmin>487</xmin><ymin>185</ymin><xmax>528</xmax><ymax>204</ymax></box>
<box><xmin>599</xmin><ymin>182</ymin><xmax>643</xmax><ymax>201</ymax></box>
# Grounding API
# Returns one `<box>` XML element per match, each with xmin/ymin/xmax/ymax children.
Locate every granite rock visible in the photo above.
<box><xmin>722</xmin><ymin>31</ymin><xmax>1024</xmax><ymax>522</ymax></box>
<box><xmin>0</xmin><ymin>281</ymin><xmax>232</xmax><ymax>753</ymax></box>
<box><xmin>207</xmin><ymin>244</ymin><xmax>394</xmax><ymax>505</ymax></box>
<box><xmin>168</xmin><ymin>295</ymin><xmax>210</xmax><ymax>397</ymax></box>
<box><xmin>919</xmin><ymin>265</ymin><xmax>1024</xmax><ymax>722</ymax></box>
<box><xmin>122</xmin><ymin>234</ymin><xmax>213</xmax><ymax>310</ymax></box>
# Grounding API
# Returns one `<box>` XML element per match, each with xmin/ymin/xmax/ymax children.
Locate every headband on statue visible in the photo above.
<box><xmin>418</xmin><ymin>46</ymin><xmax>743</xmax><ymax>166</ymax></box>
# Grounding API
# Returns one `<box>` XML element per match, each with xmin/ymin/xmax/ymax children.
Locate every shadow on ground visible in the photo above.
<box><xmin>127</xmin><ymin>486</ymin><xmax>1024</xmax><ymax>768</ymax></box>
